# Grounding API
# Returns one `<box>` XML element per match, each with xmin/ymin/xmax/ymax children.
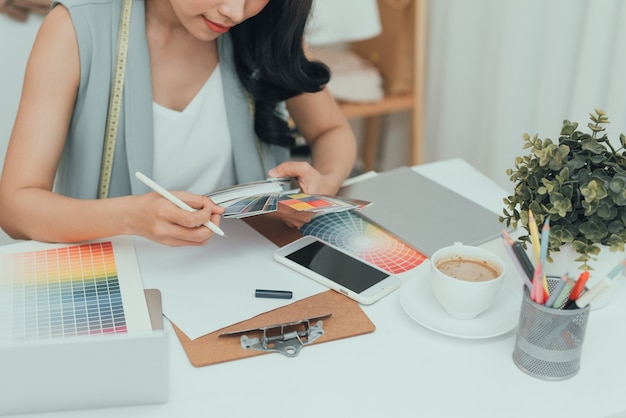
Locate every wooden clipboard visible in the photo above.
<box><xmin>170</xmin><ymin>215</ymin><xmax>376</xmax><ymax>367</ymax></box>
<box><xmin>171</xmin><ymin>290</ymin><xmax>375</xmax><ymax>367</ymax></box>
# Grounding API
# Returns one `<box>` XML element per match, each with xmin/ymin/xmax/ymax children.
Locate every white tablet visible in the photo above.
<box><xmin>274</xmin><ymin>236</ymin><xmax>401</xmax><ymax>305</ymax></box>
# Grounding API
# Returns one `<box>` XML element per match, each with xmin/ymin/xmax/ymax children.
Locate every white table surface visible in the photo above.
<box><xmin>5</xmin><ymin>158</ymin><xmax>626</xmax><ymax>418</ymax></box>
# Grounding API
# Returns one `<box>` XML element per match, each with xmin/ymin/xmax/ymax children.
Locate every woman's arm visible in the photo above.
<box><xmin>0</xmin><ymin>6</ymin><xmax>223</xmax><ymax>246</ymax></box>
<box><xmin>272</xmin><ymin>87</ymin><xmax>357</xmax><ymax>196</ymax></box>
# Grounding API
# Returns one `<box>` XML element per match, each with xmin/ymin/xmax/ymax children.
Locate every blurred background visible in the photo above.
<box><xmin>1</xmin><ymin>0</ymin><xmax>626</xmax><ymax>245</ymax></box>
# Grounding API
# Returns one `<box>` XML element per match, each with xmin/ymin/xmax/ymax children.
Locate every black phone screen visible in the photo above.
<box><xmin>285</xmin><ymin>240</ymin><xmax>389</xmax><ymax>293</ymax></box>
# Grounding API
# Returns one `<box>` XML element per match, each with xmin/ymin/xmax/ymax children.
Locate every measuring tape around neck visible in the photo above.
<box><xmin>98</xmin><ymin>0</ymin><xmax>133</xmax><ymax>199</ymax></box>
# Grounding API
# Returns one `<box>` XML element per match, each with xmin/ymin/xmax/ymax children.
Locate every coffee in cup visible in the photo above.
<box><xmin>435</xmin><ymin>257</ymin><xmax>501</xmax><ymax>282</ymax></box>
<box><xmin>430</xmin><ymin>242</ymin><xmax>505</xmax><ymax>319</ymax></box>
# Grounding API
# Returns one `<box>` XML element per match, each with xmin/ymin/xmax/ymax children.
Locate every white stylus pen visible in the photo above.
<box><xmin>135</xmin><ymin>172</ymin><xmax>226</xmax><ymax>237</ymax></box>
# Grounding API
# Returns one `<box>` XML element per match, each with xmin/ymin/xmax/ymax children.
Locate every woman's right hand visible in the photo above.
<box><xmin>128</xmin><ymin>192</ymin><xmax>225</xmax><ymax>247</ymax></box>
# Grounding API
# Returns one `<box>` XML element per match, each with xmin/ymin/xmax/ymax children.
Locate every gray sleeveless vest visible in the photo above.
<box><xmin>53</xmin><ymin>0</ymin><xmax>289</xmax><ymax>198</ymax></box>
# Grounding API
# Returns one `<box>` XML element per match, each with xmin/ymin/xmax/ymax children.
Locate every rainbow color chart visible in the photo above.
<box><xmin>300</xmin><ymin>211</ymin><xmax>427</xmax><ymax>274</ymax></box>
<box><xmin>0</xmin><ymin>238</ymin><xmax>152</xmax><ymax>341</ymax></box>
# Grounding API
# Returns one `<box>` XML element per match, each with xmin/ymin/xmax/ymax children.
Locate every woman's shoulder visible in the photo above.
<box><xmin>53</xmin><ymin>0</ymin><xmax>115</xmax><ymax>9</ymax></box>
<box><xmin>52</xmin><ymin>0</ymin><xmax>117</xmax><ymax>22</ymax></box>
<box><xmin>50</xmin><ymin>0</ymin><xmax>122</xmax><ymax>47</ymax></box>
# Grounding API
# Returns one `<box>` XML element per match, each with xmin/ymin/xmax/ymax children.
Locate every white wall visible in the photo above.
<box><xmin>423</xmin><ymin>0</ymin><xmax>626</xmax><ymax>191</ymax></box>
<box><xmin>0</xmin><ymin>13</ymin><xmax>42</xmax><ymax>245</ymax></box>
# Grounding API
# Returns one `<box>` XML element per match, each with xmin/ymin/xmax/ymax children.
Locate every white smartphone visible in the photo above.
<box><xmin>273</xmin><ymin>236</ymin><xmax>401</xmax><ymax>305</ymax></box>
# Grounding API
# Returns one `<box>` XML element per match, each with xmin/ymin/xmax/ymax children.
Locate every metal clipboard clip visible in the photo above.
<box><xmin>219</xmin><ymin>313</ymin><xmax>332</xmax><ymax>357</ymax></box>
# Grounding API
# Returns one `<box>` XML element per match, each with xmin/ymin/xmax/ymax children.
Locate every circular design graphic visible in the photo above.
<box><xmin>300</xmin><ymin>211</ymin><xmax>426</xmax><ymax>274</ymax></box>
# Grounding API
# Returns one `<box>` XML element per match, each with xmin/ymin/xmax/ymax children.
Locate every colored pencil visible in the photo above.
<box><xmin>545</xmin><ymin>274</ymin><xmax>569</xmax><ymax>308</ymax></box>
<box><xmin>501</xmin><ymin>230</ymin><xmax>533</xmax><ymax>291</ymax></box>
<box><xmin>528</xmin><ymin>209</ymin><xmax>541</xmax><ymax>264</ymax></box>
<box><xmin>538</xmin><ymin>217</ymin><xmax>550</xmax><ymax>295</ymax></box>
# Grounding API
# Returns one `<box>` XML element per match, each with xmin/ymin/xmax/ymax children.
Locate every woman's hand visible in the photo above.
<box><xmin>274</xmin><ymin>205</ymin><xmax>314</xmax><ymax>229</ymax></box>
<box><xmin>268</xmin><ymin>161</ymin><xmax>343</xmax><ymax>229</ymax></box>
<box><xmin>130</xmin><ymin>192</ymin><xmax>225</xmax><ymax>247</ymax></box>
<box><xmin>268</xmin><ymin>160</ymin><xmax>343</xmax><ymax>196</ymax></box>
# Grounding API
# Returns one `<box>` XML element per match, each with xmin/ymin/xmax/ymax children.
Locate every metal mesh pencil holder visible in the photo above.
<box><xmin>512</xmin><ymin>278</ymin><xmax>590</xmax><ymax>381</ymax></box>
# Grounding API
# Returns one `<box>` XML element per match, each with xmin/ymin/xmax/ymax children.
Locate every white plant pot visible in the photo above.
<box><xmin>527</xmin><ymin>243</ymin><xmax>625</xmax><ymax>310</ymax></box>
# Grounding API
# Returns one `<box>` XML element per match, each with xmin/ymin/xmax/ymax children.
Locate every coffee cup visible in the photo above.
<box><xmin>430</xmin><ymin>242</ymin><xmax>505</xmax><ymax>319</ymax></box>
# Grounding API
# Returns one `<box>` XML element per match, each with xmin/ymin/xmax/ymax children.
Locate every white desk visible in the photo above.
<box><xmin>5</xmin><ymin>159</ymin><xmax>626</xmax><ymax>418</ymax></box>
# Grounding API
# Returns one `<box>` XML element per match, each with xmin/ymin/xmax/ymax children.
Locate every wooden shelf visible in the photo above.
<box><xmin>337</xmin><ymin>94</ymin><xmax>414</xmax><ymax>119</ymax></box>
<box><xmin>338</xmin><ymin>94</ymin><xmax>417</xmax><ymax>172</ymax></box>
<box><xmin>334</xmin><ymin>0</ymin><xmax>427</xmax><ymax>172</ymax></box>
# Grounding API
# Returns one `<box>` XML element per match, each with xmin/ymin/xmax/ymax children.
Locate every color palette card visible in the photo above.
<box><xmin>0</xmin><ymin>236</ymin><xmax>153</xmax><ymax>341</ymax></box>
<box><xmin>278</xmin><ymin>193</ymin><xmax>371</xmax><ymax>213</ymax></box>
<box><xmin>300</xmin><ymin>211</ymin><xmax>426</xmax><ymax>274</ymax></box>
<box><xmin>222</xmin><ymin>194</ymin><xmax>280</xmax><ymax>218</ymax></box>
<box><xmin>206</xmin><ymin>178</ymin><xmax>289</xmax><ymax>205</ymax></box>
<box><xmin>210</xmin><ymin>180</ymin><xmax>371</xmax><ymax>218</ymax></box>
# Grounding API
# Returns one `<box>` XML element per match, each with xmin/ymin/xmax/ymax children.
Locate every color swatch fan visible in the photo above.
<box><xmin>278</xmin><ymin>193</ymin><xmax>371</xmax><ymax>214</ymax></box>
<box><xmin>205</xmin><ymin>178</ymin><xmax>371</xmax><ymax>218</ymax></box>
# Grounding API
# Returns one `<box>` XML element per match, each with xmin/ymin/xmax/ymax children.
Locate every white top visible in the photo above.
<box><xmin>152</xmin><ymin>65</ymin><xmax>235</xmax><ymax>195</ymax></box>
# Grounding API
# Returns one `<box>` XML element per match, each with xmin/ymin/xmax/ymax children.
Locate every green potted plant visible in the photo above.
<box><xmin>500</xmin><ymin>109</ymin><xmax>626</xmax><ymax>270</ymax></box>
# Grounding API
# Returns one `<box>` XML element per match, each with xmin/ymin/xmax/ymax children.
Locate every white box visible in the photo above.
<box><xmin>0</xmin><ymin>290</ymin><xmax>169</xmax><ymax>416</ymax></box>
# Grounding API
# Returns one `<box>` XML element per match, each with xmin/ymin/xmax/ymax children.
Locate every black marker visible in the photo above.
<box><xmin>255</xmin><ymin>289</ymin><xmax>293</xmax><ymax>299</ymax></box>
<box><xmin>512</xmin><ymin>242</ymin><xmax>534</xmax><ymax>280</ymax></box>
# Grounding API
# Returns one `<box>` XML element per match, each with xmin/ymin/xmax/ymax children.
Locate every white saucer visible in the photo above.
<box><xmin>400</xmin><ymin>270</ymin><xmax>521</xmax><ymax>339</ymax></box>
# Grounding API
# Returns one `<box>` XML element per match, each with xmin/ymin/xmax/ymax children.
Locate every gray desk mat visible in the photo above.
<box><xmin>338</xmin><ymin>166</ymin><xmax>503</xmax><ymax>257</ymax></box>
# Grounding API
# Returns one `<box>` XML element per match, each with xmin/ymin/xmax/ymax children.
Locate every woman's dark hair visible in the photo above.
<box><xmin>229</xmin><ymin>1</ymin><xmax>330</xmax><ymax>148</ymax></box>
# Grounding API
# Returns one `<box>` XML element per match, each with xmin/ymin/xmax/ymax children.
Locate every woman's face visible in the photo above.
<box><xmin>170</xmin><ymin>0</ymin><xmax>270</xmax><ymax>40</ymax></box>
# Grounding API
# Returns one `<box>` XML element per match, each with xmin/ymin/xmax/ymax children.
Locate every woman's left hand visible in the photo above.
<box><xmin>268</xmin><ymin>161</ymin><xmax>341</xmax><ymax>228</ymax></box>
<box><xmin>268</xmin><ymin>161</ymin><xmax>342</xmax><ymax>196</ymax></box>
<box><xmin>268</xmin><ymin>161</ymin><xmax>344</xmax><ymax>229</ymax></box>
<box><xmin>274</xmin><ymin>205</ymin><xmax>314</xmax><ymax>229</ymax></box>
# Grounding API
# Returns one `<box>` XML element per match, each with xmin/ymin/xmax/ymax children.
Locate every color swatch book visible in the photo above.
<box><xmin>205</xmin><ymin>178</ymin><xmax>371</xmax><ymax>218</ymax></box>
<box><xmin>278</xmin><ymin>192</ymin><xmax>371</xmax><ymax>214</ymax></box>
<box><xmin>206</xmin><ymin>178</ymin><xmax>290</xmax><ymax>206</ymax></box>
<box><xmin>0</xmin><ymin>236</ymin><xmax>153</xmax><ymax>341</ymax></box>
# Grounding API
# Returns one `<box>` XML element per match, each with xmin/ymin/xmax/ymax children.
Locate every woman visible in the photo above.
<box><xmin>0</xmin><ymin>0</ymin><xmax>357</xmax><ymax>246</ymax></box>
